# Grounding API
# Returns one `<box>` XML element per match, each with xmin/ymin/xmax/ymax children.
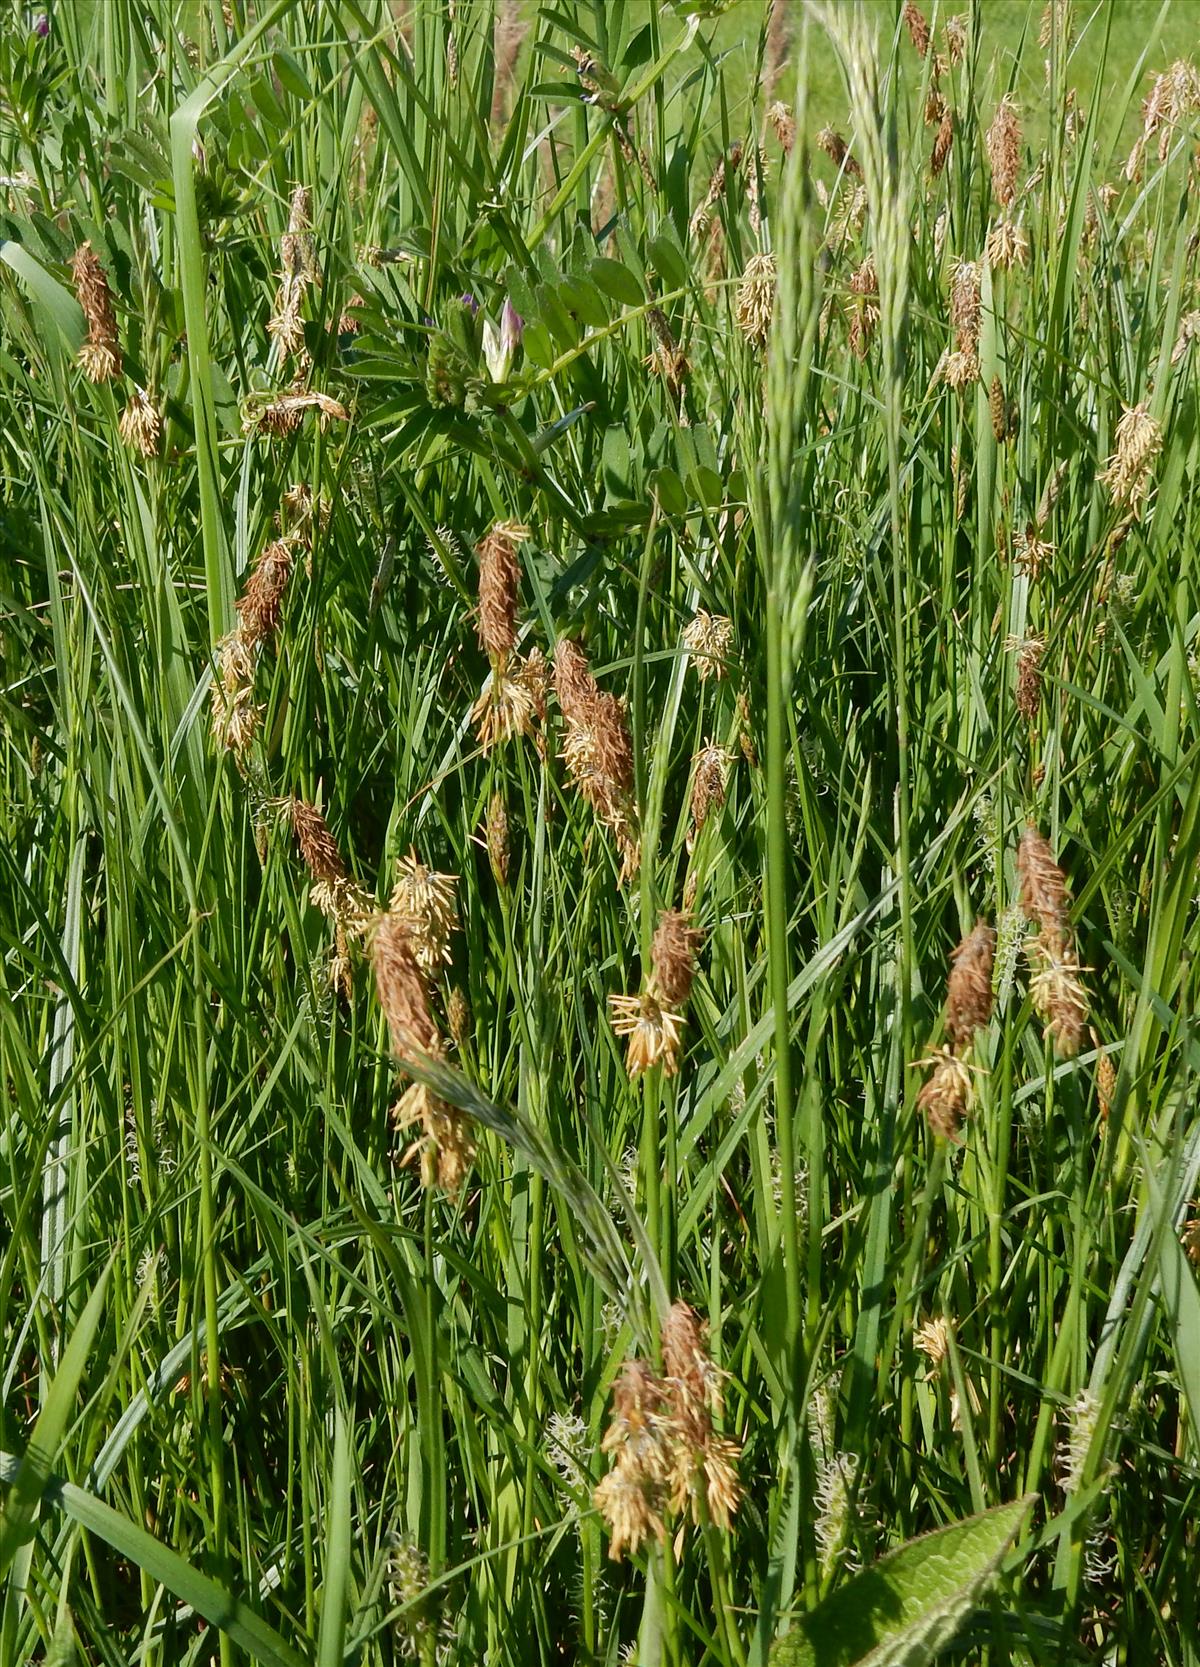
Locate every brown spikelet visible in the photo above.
<box><xmin>1036</xmin><ymin>461</ymin><xmax>1069</xmax><ymax>527</ymax></box>
<box><xmin>931</xmin><ymin>109</ymin><xmax>954</xmax><ymax>176</ymax></box>
<box><xmin>949</xmin><ymin>260</ymin><xmax>981</xmax><ymax>356</ymax></box>
<box><xmin>651</xmin><ymin>910</ymin><xmax>702</xmax><ymax>1010</ymax></box>
<box><xmin>1092</xmin><ymin>1031</ymin><xmax>1116</xmax><ymax>1121</ymax></box>
<box><xmin>816</xmin><ymin>128</ymin><xmax>861</xmax><ymax>179</ymax></box>
<box><xmin>1017</xmin><ymin>824</ymin><xmax>1069</xmax><ymax>947</ymax></box>
<box><xmin>986</xmin><ymin>96</ymin><xmax>1021</xmax><ymax>210</ymax></box>
<box><xmin>372</xmin><ymin>912</ymin><xmax>441</xmax><ymax>1060</ymax></box>
<box><xmin>71</xmin><ymin>242</ymin><xmax>122</xmax><ymax>383</ymax></box>
<box><xmin>689</xmin><ymin>743</ymin><xmax>729</xmax><ymax>846</ymax></box>
<box><xmin>290</xmin><ymin>799</ymin><xmax>347</xmax><ymax>885</ymax></box>
<box><xmin>767</xmin><ymin>101</ymin><xmax>795</xmax><ymax>155</ymax></box>
<box><xmin>945</xmin><ymin>921</ymin><xmax>995</xmax><ymax>1048</ymax></box>
<box><xmin>989</xmin><ymin>375</ymin><xmax>1008</xmax><ymax>442</ymax></box>
<box><xmin>486</xmin><ymin>790</ymin><xmax>510</xmax><ymax>887</ymax></box>
<box><xmin>903</xmin><ymin>1</ymin><xmax>931</xmax><ymax>57</ymax></box>
<box><xmin>1012</xmin><ymin>635</ymin><xmax>1045</xmax><ymax>721</ymax></box>
<box><xmin>476</xmin><ymin>520</ymin><xmax>526</xmax><ymax>662</ymax></box>
<box><xmin>237</xmin><ymin>539</ymin><xmax>295</xmax><ymax>645</ymax></box>
<box><xmin>554</xmin><ymin>637</ymin><xmax>598</xmax><ymax>723</ymax></box>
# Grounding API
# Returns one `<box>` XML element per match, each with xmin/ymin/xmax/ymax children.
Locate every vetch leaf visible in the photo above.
<box><xmin>770</xmin><ymin>1497</ymin><xmax>1033</xmax><ymax>1667</ymax></box>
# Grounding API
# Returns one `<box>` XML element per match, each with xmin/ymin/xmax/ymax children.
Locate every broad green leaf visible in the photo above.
<box><xmin>0</xmin><ymin>241</ymin><xmax>85</xmax><ymax>352</ymax></box>
<box><xmin>589</xmin><ymin>256</ymin><xmax>644</xmax><ymax>307</ymax></box>
<box><xmin>770</xmin><ymin>1498</ymin><xmax>1034</xmax><ymax>1667</ymax></box>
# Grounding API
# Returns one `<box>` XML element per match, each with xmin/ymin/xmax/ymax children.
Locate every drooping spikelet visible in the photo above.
<box><xmin>986</xmin><ymin>96</ymin><xmax>1022</xmax><ymax>210</ymax></box>
<box><xmin>816</xmin><ymin>128</ymin><xmax>861</xmax><ymax>178</ymax></box>
<box><xmin>118</xmin><ymin>388</ymin><xmax>162</xmax><ymax>456</ymax></box>
<box><xmin>689</xmin><ymin>742</ymin><xmax>729</xmax><ymax>848</ymax></box>
<box><xmin>651</xmin><ymin>910</ymin><xmax>702</xmax><ymax>1010</ymax></box>
<box><xmin>735</xmin><ymin>253</ymin><xmax>777</xmax><ymax>348</ymax></box>
<box><xmin>554</xmin><ymin>638</ymin><xmax>639</xmax><ymax>880</ymax></box>
<box><xmin>291</xmin><ymin>797</ymin><xmax>347</xmax><ymax>884</ymax></box>
<box><xmin>593</xmin><ymin>1360</ymin><xmax>670</xmax><ymax>1561</ymax></box>
<box><xmin>1098</xmin><ymin>401</ymin><xmax>1162</xmax><ymax>510</ymax></box>
<box><xmin>1017</xmin><ymin>825</ymin><xmax>1069</xmax><ymax>946</ymax></box>
<box><xmin>1014</xmin><ymin>523</ymin><xmax>1054</xmax><ymax>579</ymax></box>
<box><xmin>916</xmin><ymin>913</ymin><xmax>994</xmax><ymax>1140</ymax></box>
<box><xmin>610</xmin><ymin>908</ymin><xmax>701</xmax><ymax>1077</ymax></box>
<box><xmin>948</xmin><ymin>260</ymin><xmax>981</xmax><ymax>356</ymax></box>
<box><xmin>931</xmin><ymin>108</ymin><xmax>954</xmax><ymax>177</ymax></box>
<box><xmin>682</xmin><ymin>611</ymin><xmax>734</xmax><ymax>681</ymax></box>
<box><xmin>1008</xmin><ymin>634</ymin><xmax>1045</xmax><ymax>721</ymax></box>
<box><xmin>902</xmin><ymin>0</ymin><xmax>931</xmax><ymax>57</ymax></box>
<box><xmin>1017</xmin><ymin>825</ymin><xmax>1088</xmax><ymax>1057</ymax></box>
<box><xmin>476</xmin><ymin>520</ymin><xmax>524</xmax><ymax>662</ymax></box>
<box><xmin>242</xmin><ymin>388</ymin><xmax>350</xmax><ymax>437</ymax></box>
<box><xmin>986</xmin><ymin>218</ymin><xmax>1030</xmax><ymax>270</ymax></box>
<box><xmin>237</xmin><ymin>539</ymin><xmax>295</xmax><ymax>645</ymax></box>
<box><xmin>944</xmin><ymin>922</ymin><xmax>995</xmax><ymax>1048</ymax></box>
<box><xmin>767</xmin><ymin>101</ymin><xmax>795</xmax><ymax>155</ymax></box>
<box><xmin>486</xmin><ymin>791</ymin><xmax>510</xmax><ymax>888</ymax></box>
<box><xmin>1124</xmin><ymin>60</ymin><xmax>1200</xmax><ymax>181</ymax></box>
<box><xmin>372</xmin><ymin>911</ymin><xmax>475</xmax><ymax>1195</ymax></box>
<box><xmin>71</xmin><ymin>242</ymin><xmax>122</xmax><ymax>383</ymax></box>
<box><xmin>471</xmin><ymin>521</ymin><xmax>535</xmax><ymax>750</ymax></box>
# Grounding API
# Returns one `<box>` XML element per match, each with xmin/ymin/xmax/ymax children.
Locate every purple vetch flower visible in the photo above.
<box><xmin>33</xmin><ymin>14</ymin><xmax>50</xmax><ymax>36</ymax></box>
<box><xmin>460</xmin><ymin>292</ymin><xmax>479</xmax><ymax>316</ymax></box>
<box><xmin>500</xmin><ymin>297</ymin><xmax>523</xmax><ymax>357</ymax></box>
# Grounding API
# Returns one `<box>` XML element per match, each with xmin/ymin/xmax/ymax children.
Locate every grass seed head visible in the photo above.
<box><xmin>945</xmin><ymin>920</ymin><xmax>995</xmax><ymax>1047</ymax></box>
<box><xmin>917</xmin><ymin>1048</ymin><xmax>974</xmax><ymax>1140</ymax></box>
<box><xmin>682</xmin><ymin>610</ymin><xmax>734</xmax><ymax>680</ymax></box>
<box><xmin>609</xmin><ymin>991</ymin><xmax>683</xmax><ymax>1077</ymax></box>
<box><xmin>650</xmin><ymin>909</ymin><xmax>702</xmax><ymax>1010</ymax></box>
<box><xmin>290</xmin><ymin>797</ymin><xmax>347</xmax><ymax>884</ymax></box>
<box><xmin>486</xmin><ymin>790</ymin><xmax>510</xmax><ymax>887</ymax></box>
<box><xmin>735</xmin><ymin>253</ymin><xmax>777</xmax><ymax>348</ymax></box>
<box><xmin>237</xmin><ymin>539</ymin><xmax>295</xmax><ymax>645</ymax></box>
<box><xmin>931</xmin><ymin>108</ymin><xmax>954</xmax><ymax>176</ymax></box>
<box><xmin>118</xmin><ymin>389</ymin><xmax>161</xmax><ymax>456</ymax></box>
<box><xmin>986</xmin><ymin>96</ymin><xmax>1022</xmax><ymax>209</ymax></box>
<box><xmin>388</xmin><ymin>852</ymin><xmax>459</xmax><ymax>974</ymax></box>
<box><xmin>1099</xmin><ymin>401</ymin><xmax>1162</xmax><ymax>509</ymax></box>
<box><xmin>1017</xmin><ymin>824</ymin><xmax>1070</xmax><ymax>948</ymax></box>
<box><xmin>71</xmin><ymin>242</ymin><xmax>122</xmax><ymax>382</ymax></box>
<box><xmin>767</xmin><ymin>100</ymin><xmax>795</xmax><ymax>154</ymax></box>
<box><xmin>476</xmin><ymin>520</ymin><xmax>526</xmax><ymax>662</ymax></box>
<box><xmin>690</xmin><ymin>742</ymin><xmax>729</xmax><ymax>843</ymax></box>
<box><xmin>986</xmin><ymin>217</ymin><xmax>1030</xmax><ymax>269</ymax></box>
<box><xmin>902</xmin><ymin>0</ymin><xmax>931</xmax><ymax>57</ymax></box>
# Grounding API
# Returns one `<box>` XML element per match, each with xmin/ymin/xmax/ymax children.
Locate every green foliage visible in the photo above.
<box><xmin>2</xmin><ymin>2</ymin><xmax>1200</xmax><ymax>1665</ymax></box>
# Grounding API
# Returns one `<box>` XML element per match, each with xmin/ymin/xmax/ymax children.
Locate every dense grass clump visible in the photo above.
<box><xmin>4</xmin><ymin>2</ymin><xmax>1200</xmax><ymax>1663</ymax></box>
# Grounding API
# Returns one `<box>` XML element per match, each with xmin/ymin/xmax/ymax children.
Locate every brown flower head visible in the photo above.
<box><xmin>476</xmin><ymin>520</ymin><xmax>526</xmax><ymax>663</ymax></box>
<box><xmin>986</xmin><ymin>96</ymin><xmax>1021</xmax><ymax>209</ymax></box>
<box><xmin>290</xmin><ymin>798</ymin><xmax>347</xmax><ymax>885</ymax></box>
<box><xmin>71</xmin><ymin>242</ymin><xmax>122</xmax><ymax>382</ymax></box>
<box><xmin>917</xmin><ymin>1048</ymin><xmax>974</xmax><ymax>1141</ymax></box>
<box><xmin>651</xmin><ymin>909</ymin><xmax>702</xmax><ymax>1010</ymax></box>
<box><xmin>682</xmin><ymin>610</ymin><xmax>734</xmax><ymax>681</ymax></box>
<box><xmin>944</xmin><ymin>921</ymin><xmax>995</xmax><ymax>1048</ymax></box>
<box><xmin>1017</xmin><ymin>824</ymin><xmax>1069</xmax><ymax>948</ymax></box>
<box><xmin>237</xmin><ymin>539</ymin><xmax>295</xmax><ymax>646</ymax></box>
